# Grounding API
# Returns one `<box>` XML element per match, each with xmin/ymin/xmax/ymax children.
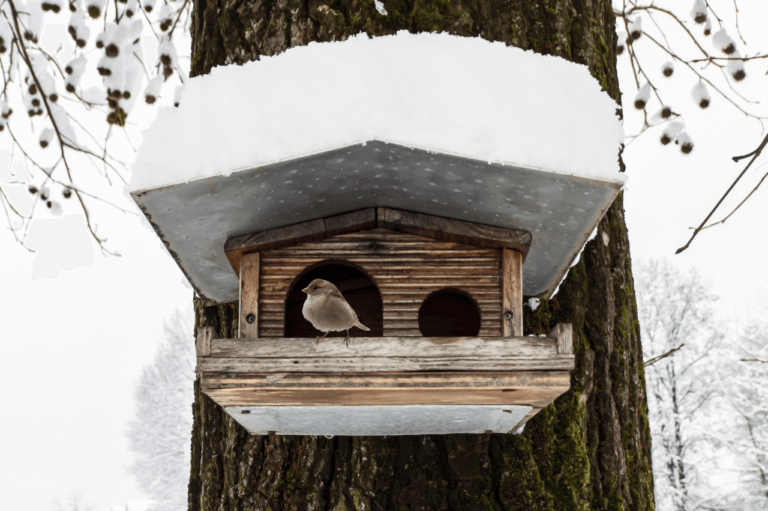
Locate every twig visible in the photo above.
<box><xmin>645</xmin><ymin>343</ymin><xmax>685</xmax><ymax>367</ymax></box>
<box><xmin>676</xmin><ymin>133</ymin><xmax>768</xmax><ymax>254</ymax></box>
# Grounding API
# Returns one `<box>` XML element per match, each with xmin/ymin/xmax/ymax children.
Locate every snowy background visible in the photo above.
<box><xmin>2</xmin><ymin>2</ymin><xmax>768</xmax><ymax>510</ymax></box>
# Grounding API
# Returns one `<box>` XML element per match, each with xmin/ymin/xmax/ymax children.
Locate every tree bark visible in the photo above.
<box><xmin>188</xmin><ymin>1</ymin><xmax>655</xmax><ymax>510</ymax></box>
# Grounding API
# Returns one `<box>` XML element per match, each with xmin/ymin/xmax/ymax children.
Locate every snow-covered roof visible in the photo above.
<box><xmin>131</xmin><ymin>32</ymin><xmax>625</xmax><ymax>302</ymax></box>
<box><xmin>131</xmin><ymin>31</ymin><xmax>624</xmax><ymax>192</ymax></box>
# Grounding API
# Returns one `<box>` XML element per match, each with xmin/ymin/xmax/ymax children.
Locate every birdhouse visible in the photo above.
<box><xmin>130</xmin><ymin>33</ymin><xmax>624</xmax><ymax>435</ymax></box>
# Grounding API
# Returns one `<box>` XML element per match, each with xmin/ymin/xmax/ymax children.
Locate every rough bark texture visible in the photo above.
<box><xmin>188</xmin><ymin>1</ymin><xmax>654</xmax><ymax>509</ymax></box>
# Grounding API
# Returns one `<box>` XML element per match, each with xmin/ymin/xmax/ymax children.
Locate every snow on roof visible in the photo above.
<box><xmin>130</xmin><ymin>31</ymin><xmax>624</xmax><ymax>192</ymax></box>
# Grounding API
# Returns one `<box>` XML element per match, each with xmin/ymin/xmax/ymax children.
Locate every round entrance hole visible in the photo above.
<box><xmin>418</xmin><ymin>288</ymin><xmax>481</xmax><ymax>337</ymax></box>
<box><xmin>285</xmin><ymin>261</ymin><xmax>383</xmax><ymax>338</ymax></box>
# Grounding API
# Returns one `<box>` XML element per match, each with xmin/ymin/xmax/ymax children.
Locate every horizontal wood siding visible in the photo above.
<box><xmin>259</xmin><ymin>229</ymin><xmax>503</xmax><ymax>338</ymax></box>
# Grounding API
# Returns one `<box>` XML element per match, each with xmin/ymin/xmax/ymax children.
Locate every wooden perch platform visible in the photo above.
<box><xmin>196</xmin><ymin>325</ymin><xmax>574</xmax><ymax>435</ymax></box>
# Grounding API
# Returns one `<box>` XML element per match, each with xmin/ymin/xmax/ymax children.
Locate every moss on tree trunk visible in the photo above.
<box><xmin>188</xmin><ymin>1</ymin><xmax>654</xmax><ymax>509</ymax></box>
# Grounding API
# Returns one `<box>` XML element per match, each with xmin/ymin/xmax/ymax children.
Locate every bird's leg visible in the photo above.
<box><xmin>344</xmin><ymin>330</ymin><xmax>351</xmax><ymax>348</ymax></box>
<box><xmin>316</xmin><ymin>331</ymin><xmax>330</xmax><ymax>345</ymax></box>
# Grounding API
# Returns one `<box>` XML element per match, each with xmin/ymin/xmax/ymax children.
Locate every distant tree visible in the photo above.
<box><xmin>56</xmin><ymin>492</ymin><xmax>93</xmax><ymax>511</ymax></box>
<box><xmin>127</xmin><ymin>310</ymin><xmax>195</xmax><ymax>511</ymax></box>
<box><xmin>707</xmin><ymin>322</ymin><xmax>768</xmax><ymax>510</ymax></box>
<box><xmin>637</xmin><ymin>259</ymin><xmax>723</xmax><ymax>510</ymax></box>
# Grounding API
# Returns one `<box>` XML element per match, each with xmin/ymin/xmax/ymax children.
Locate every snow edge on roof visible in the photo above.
<box><xmin>131</xmin><ymin>31</ymin><xmax>625</xmax><ymax>192</ymax></box>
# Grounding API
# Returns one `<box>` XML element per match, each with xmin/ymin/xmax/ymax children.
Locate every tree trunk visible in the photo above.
<box><xmin>188</xmin><ymin>1</ymin><xmax>655</xmax><ymax>510</ymax></box>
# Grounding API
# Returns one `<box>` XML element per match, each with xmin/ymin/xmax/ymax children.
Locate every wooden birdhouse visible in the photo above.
<box><xmin>130</xmin><ymin>33</ymin><xmax>624</xmax><ymax>435</ymax></box>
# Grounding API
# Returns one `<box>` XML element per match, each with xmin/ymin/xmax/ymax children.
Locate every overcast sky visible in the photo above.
<box><xmin>2</xmin><ymin>2</ymin><xmax>768</xmax><ymax>510</ymax></box>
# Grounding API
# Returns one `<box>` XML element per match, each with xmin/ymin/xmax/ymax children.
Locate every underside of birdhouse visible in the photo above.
<box><xmin>194</xmin><ymin>207</ymin><xmax>575</xmax><ymax>435</ymax></box>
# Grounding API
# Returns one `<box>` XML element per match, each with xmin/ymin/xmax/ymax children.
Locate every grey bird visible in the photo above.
<box><xmin>302</xmin><ymin>279</ymin><xmax>370</xmax><ymax>347</ymax></box>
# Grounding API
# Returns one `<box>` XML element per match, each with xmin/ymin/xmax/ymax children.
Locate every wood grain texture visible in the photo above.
<box><xmin>502</xmin><ymin>248</ymin><xmax>524</xmax><ymax>337</ymax></box>
<box><xmin>224</xmin><ymin>209</ymin><xmax>377</xmax><ymax>274</ymax></box>
<box><xmin>204</xmin><ymin>386</ymin><xmax>568</xmax><ymax>407</ymax></box>
<box><xmin>197</xmin><ymin>355</ymin><xmax>575</xmax><ymax>374</ymax></box>
<box><xmin>238</xmin><ymin>252</ymin><xmax>260</xmax><ymax>338</ymax></box>
<box><xmin>195</xmin><ymin>326</ymin><xmax>218</xmax><ymax>357</ymax></box>
<box><xmin>377</xmin><ymin>208</ymin><xmax>531</xmax><ymax>256</ymax></box>
<box><xmin>549</xmin><ymin>323</ymin><xmax>574</xmax><ymax>355</ymax></box>
<box><xmin>224</xmin><ymin>208</ymin><xmax>531</xmax><ymax>276</ymax></box>
<box><xmin>208</xmin><ymin>336</ymin><xmax>558</xmax><ymax>358</ymax></box>
<box><xmin>201</xmin><ymin>370</ymin><xmax>572</xmax><ymax>389</ymax></box>
<box><xmin>258</xmin><ymin>229</ymin><xmax>504</xmax><ymax>337</ymax></box>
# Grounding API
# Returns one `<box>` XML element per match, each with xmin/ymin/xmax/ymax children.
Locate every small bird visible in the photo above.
<box><xmin>302</xmin><ymin>279</ymin><xmax>370</xmax><ymax>347</ymax></box>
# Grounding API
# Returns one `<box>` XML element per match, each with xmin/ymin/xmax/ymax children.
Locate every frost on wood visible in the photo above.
<box><xmin>131</xmin><ymin>31</ymin><xmax>625</xmax><ymax>192</ymax></box>
<box><xmin>127</xmin><ymin>311</ymin><xmax>195</xmax><ymax>511</ymax></box>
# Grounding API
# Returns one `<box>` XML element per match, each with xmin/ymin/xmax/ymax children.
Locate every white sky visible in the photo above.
<box><xmin>1</xmin><ymin>2</ymin><xmax>768</xmax><ymax>510</ymax></box>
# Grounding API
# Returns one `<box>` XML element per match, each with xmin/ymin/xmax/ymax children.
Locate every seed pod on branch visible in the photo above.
<box><xmin>68</xmin><ymin>10</ymin><xmax>89</xmax><ymax>47</ymax></box>
<box><xmin>0</xmin><ymin>19</ymin><xmax>12</xmax><ymax>52</ymax></box>
<box><xmin>173</xmin><ymin>84</ymin><xmax>184</xmax><ymax>107</ymax></box>
<box><xmin>727</xmin><ymin>51</ymin><xmax>746</xmax><ymax>82</ymax></box>
<box><xmin>660</xmin><ymin>121</ymin><xmax>683</xmax><ymax>146</ymax></box>
<box><xmin>1</xmin><ymin>101</ymin><xmax>12</xmax><ymax>120</ymax></box>
<box><xmin>39</xmin><ymin>128</ymin><xmax>55</xmax><ymax>148</ymax></box>
<box><xmin>691</xmin><ymin>81</ymin><xmax>710</xmax><ymax>109</ymax></box>
<box><xmin>677</xmin><ymin>132</ymin><xmax>694</xmax><ymax>154</ymax></box>
<box><xmin>616</xmin><ymin>30</ymin><xmax>626</xmax><ymax>55</ymax></box>
<box><xmin>85</xmin><ymin>0</ymin><xmax>106</xmax><ymax>19</ymax></box>
<box><xmin>21</xmin><ymin>1</ymin><xmax>44</xmax><ymax>43</ymax></box>
<box><xmin>713</xmin><ymin>29</ymin><xmax>736</xmax><ymax>55</ymax></box>
<box><xmin>628</xmin><ymin>17</ymin><xmax>642</xmax><ymax>43</ymax></box>
<box><xmin>157</xmin><ymin>4</ymin><xmax>174</xmax><ymax>32</ymax></box>
<box><xmin>704</xmin><ymin>18</ymin><xmax>712</xmax><ymax>37</ymax></box>
<box><xmin>143</xmin><ymin>0</ymin><xmax>156</xmax><ymax>13</ymax></box>
<box><xmin>124</xmin><ymin>0</ymin><xmax>138</xmax><ymax>17</ymax></box>
<box><xmin>634</xmin><ymin>82</ymin><xmax>651</xmax><ymax>110</ymax></box>
<box><xmin>690</xmin><ymin>0</ymin><xmax>707</xmax><ymax>24</ymax></box>
<box><xmin>144</xmin><ymin>75</ymin><xmax>163</xmax><ymax>104</ymax></box>
<box><xmin>42</xmin><ymin>0</ymin><xmax>64</xmax><ymax>13</ymax></box>
<box><xmin>662</xmin><ymin>61</ymin><xmax>674</xmax><ymax>78</ymax></box>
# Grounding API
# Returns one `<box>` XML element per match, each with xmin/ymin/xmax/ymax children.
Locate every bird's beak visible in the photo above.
<box><xmin>302</xmin><ymin>287</ymin><xmax>310</xmax><ymax>294</ymax></box>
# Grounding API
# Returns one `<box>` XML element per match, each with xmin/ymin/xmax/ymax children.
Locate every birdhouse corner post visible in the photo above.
<box><xmin>182</xmin><ymin>4</ymin><xmax>655</xmax><ymax>510</ymax></box>
<box><xmin>238</xmin><ymin>252</ymin><xmax>260</xmax><ymax>339</ymax></box>
<box><xmin>502</xmin><ymin>248</ymin><xmax>524</xmax><ymax>337</ymax></box>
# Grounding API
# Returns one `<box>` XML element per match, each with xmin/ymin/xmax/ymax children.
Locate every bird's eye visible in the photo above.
<box><xmin>312</xmin><ymin>286</ymin><xmax>317</xmax><ymax>290</ymax></box>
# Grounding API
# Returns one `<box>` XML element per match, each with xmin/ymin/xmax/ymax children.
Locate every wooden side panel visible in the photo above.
<box><xmin>238</xmin><ymin>252</ymin><xmax>260</xmax><ymax>338</ymax></box>
<box><xmin>502</xmin><ymin>249</ymin><xmax>524</xmax><ymax>337</ymax></box>
<box><xmin>205</xmin><ymin>387</ymin><xmax>567</xmax><ymax>407</ymax></box>
<box><xmin>258</xmin><ymin>229</ymin><xmax>503</xmax><ymax>338</ymax></box>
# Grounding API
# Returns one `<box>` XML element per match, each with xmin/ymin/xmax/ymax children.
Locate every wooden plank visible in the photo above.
<box><xmin>224</xmin><ymin>209</ymin><xmax>376</xmax><ymax>274</ymax></box>
<box><xmin>202</xmin><ymin>370</ymin><xmax>572</xmax><ymax>389</ymax></box>
<box><xmin>502</xmin><ymin>249</ymin><xmax>524</xmax><ymax>337</ymax></box>
<box><xmin>204</xmin><ymin>386</ymin><xmax>569</xmax><ymax>407</ymax></box>
<box><xmin>549</xmin><ymin>323</ymin><xmax>574</xmax><ymax>355</ymax></box>
<box><xmin>238</xmin><ymin>252</ymin><xmax>260</xmax><ymax>338</ymax></box>
<box><xmin>195</xmin><ymin>326</ymin><xmax>218</xmax><ymax>357</ymax></box>
<box><xmin>377</xmin><ymin>208</ymin><xmax>531</xmax><ymax>257</ymax></box>
<box><xmin>197</xmin><ymin>355</ymin><xmax>575</xmax><ymax>373</ymax></box>
<box><xmin>209</xmin><ymin>336</ymin><xmax>557</xmax><ymax>358</ymax></box>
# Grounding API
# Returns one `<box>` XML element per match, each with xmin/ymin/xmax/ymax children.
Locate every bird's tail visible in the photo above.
<box><xmin>355</xmin><ymin>320</ymin><xmax>371</xmax><ymax>332</ymax></box>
